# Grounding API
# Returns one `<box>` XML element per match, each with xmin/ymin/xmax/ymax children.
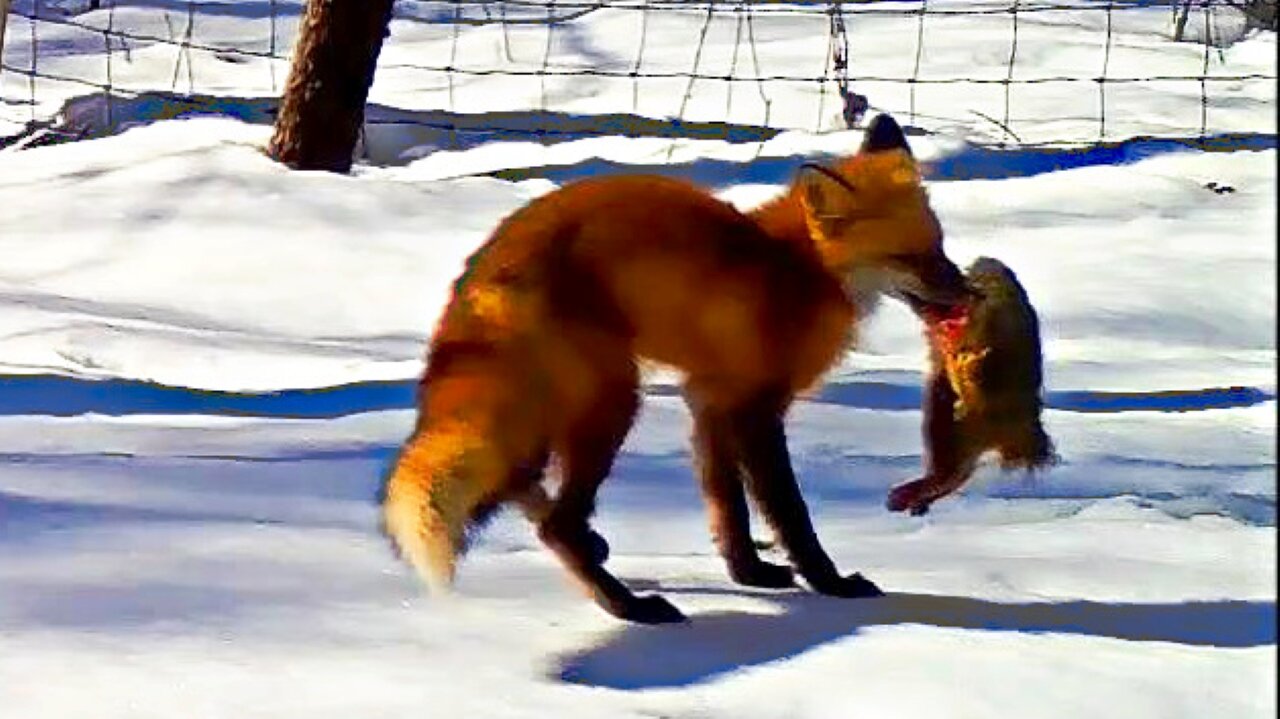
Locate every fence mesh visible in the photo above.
<box><xmin>1</xmin><ymin>0</ymin><xmax>1275</xmax><ymax>156</ymax></box>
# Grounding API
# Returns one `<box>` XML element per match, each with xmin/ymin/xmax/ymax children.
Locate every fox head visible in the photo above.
<box><xmin>797</xmin><ymin>114</ymin><xmax>969</xmax><ymax>311</ymax></box>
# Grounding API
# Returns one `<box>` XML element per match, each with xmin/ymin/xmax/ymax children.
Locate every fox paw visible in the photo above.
<box><xmin>887</xmin><ymin>478</ymin><xmax>938</xmax><ymax>515</ymax></box>
<box><xmin>729</xmin><ymin>559</ymin><xmax>795</xmax><ymax>589</ymax></box>
<box><xmin>585</xmin><ymin>529</ymin><xmax>610</xmax><ymax>566</ymax></box>
<box><xmin>806</xmin><ymin>571</ymin><xmax>885</xmax><ymax>599</ymax></box>
<box><xmin>620</xmin><ymin>594</ymin><xmax>687</xmax><ymax>624</ymax></box>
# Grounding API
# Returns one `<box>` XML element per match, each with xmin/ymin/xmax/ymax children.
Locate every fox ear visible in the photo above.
<box><xmin>861</xmin><ymin>114</ymin><xmax>912</xmax><ymax>157</ymax></box>
<box><xmin>798</xmin><ymin>164</ymin><xmax>855</xmax><ymax>220</ymax></box>
<box><xmin>798</xmin><ymin>165</ymin><xmax>858</xmax><ymax>243</ymax></box>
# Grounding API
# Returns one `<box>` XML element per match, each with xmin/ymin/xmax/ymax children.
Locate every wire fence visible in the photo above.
<box><xmin>1</xmin><ymin>0</ymin><xmax>1275</xmax><ymax>156</ymax></box>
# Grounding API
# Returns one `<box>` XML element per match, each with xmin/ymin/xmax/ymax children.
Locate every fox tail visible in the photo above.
<box><xmin>382</xmin><ymin>415</ymin><xmax>514</xmax><ymax>591</ymax></box>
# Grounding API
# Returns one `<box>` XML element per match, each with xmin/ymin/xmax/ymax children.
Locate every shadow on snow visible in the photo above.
<box><xmin>0</xmin><ymin>375</ymin><xmax>1271</xmax><ymax>419</ymax></box>
<box><xmin>555</xmin><ymin>589</ymin><xmax>1277</xmax><ymax>689</ymax></box>
<box><xmin>5</xmin><ymin>91</ymin><xmax>1273</xmax><ymax>181</ymax></box>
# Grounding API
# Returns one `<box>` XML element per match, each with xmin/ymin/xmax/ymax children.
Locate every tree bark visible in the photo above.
<box><xmin>1173</xmin><ymin>0</ymin><xmax>1193</xmax><ymax>41</ymax></box>
<box><xmin>268</xmin><ymin>0</ymin><xmax>396</xmax><ymax>173</ymax></box>
<box><xmin>1238</xmin><ymin>0</ymin><xmax>1277</xmax><ymax>30</ymax></box>
<box><xmin>0</xmin><ymin>0</ymin><xmax>13</xmax><ymax>75</ymax></box>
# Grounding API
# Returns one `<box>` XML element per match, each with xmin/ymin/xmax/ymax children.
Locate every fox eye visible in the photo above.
<box><xmin>818</xmin><ymin>215</ymin><xmax>855</xmax><ymax>234</ymax></box>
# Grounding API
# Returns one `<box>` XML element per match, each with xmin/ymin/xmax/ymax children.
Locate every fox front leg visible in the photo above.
<box><xmin>729</xmin><ymin>393</ymin><xmax>883</xmax><ymax>599</ymax></box>
<box><xmin>690</xmin><ymin>407</ymin><xmax>795</xmax><ymax>589</ymax></box>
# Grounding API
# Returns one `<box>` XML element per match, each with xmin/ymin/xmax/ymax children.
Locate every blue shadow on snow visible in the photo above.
<box><xmin>555</xmin><ymin>590</ymin><xmax>1277</xmax><ymax>689</ymax></box>
<box><xmin>0</xmin><ymin>375</ymin><xmax>415</xmax><ymax>419</ymax></box>
<box><xmin>0</xmin><ymin>376</ymin><xmax>1272</xmax><ymax>418</ymax></box>
<box><xmin>2</xmin><ymin>92</ymin><xmax>780</xmax><ymax>159</ymax></box>
<box><xmin>493</xmin><ymin>132</ymin><xmax>1278</xmax><ymax>187</ymax></box>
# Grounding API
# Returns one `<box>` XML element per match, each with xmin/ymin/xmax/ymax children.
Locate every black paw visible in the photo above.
<box><xmin>887</xmin><ymin>477</ymin><xmax>935</xmax><ymax>515</ymax></box>
<box><xmin>806</xmin><ymin>571</ymin><xmax>885</xmax><ymax>599</ymax></box>
<box><xmin>729</xmin><ymin>559</ymin><xmax>795</xmax><ymax>589</ymax></box>
<box><xmin>621</xmin><ymin>594</ymin><xmax>687</xmax><ymax>624</ymax></box>
<box><xmin>585</xmin><ymin>529</ymin><xmax>610</xmax><ymax>565</ymax></box>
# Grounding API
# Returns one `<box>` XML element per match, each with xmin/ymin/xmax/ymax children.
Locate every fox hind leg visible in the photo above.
<box><xmin>537</xmin><ymin>378</ymin><xmax>684</xmax><ymax>624</ymax></box>
<box><xmin>512</xmin><ymin>471</ymin><xmax>610</xmax><ymax>565</ymax></box>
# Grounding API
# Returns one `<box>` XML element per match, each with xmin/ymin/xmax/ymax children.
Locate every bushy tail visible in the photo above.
<box><xmin>382</xmin><ymin>419</ymin><xmax>506</xmax><ymax>592</ymax></box>
<box><xmin>385</xmin><ymin>251</ymin><xmax>553</xmax><ymax>590</ymax></box>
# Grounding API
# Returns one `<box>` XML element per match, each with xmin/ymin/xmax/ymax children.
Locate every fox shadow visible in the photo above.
<box><xmin>554</xmin><ymin>588</ymin><xmax>1276</xmax><ymax>689</ymax></box>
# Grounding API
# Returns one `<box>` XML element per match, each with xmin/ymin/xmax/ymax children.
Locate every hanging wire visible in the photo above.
<box><xmin>816</xmin><ymin>3</ymin><xmax>836</xmax><ymax>131</ymax></box>
<box><xmin>743</xmin><ymin>0</ymin><xmax>772</xmax><ymax>157</ymax></box>
<box><xmin>910</xmin><ymin>0</ymin><xmax>927</xmax><ymax>127</ymax></box>
<box><xmin>667</xmin><ymin>0</ymin><xmax>716</xmax><ymax>159</ymax></box>
<box><xmin>631</xmin><ymin>0</ymin><xmax>650</xmax><ymax>113</ymax></box>
<box><xmin>104</xmin><ymin>0</ymin><xmax>115</xmax><ymax>128</ymax></box>
<box><xmin>498</xmin><ymin>1</ymin><xmax>514</xmax><ymax>63</ymax></box>
<box><xmin>29</xmin><ymin>5</ymin><xmax>38</xmax><ymax>126</ymax></box>
<box><xmin>1001</xmin><ymin>0</ymin><xmax>1020</xmax><ymax>146</ymax></box>
<box><xmin>1098</xmin><ymin>0</ymin><xmax>1114</xmax><ymax>140</ymax></box>
<box><xmin>538</xmin><ymin>0</ymin><xmax>556</xmax><ymax>128</ymax></box>
<box><xmin>1199</xmin><ymin>0</ymin><xmax>1211</xmax><ymax>138</ymax></box>
<box><xmin>268</xmin><ymin>0</ymin><xmax>278</xmax><ymax>92</ymax></box>
<box><xmin>674</xmin><ymin>0</ymin><xmax>717</xmax><ymax>120</ymax></box>
<box><xmin>830</xmin><ymin>0</ymin><xmax>866</xmax><ymax>127</ymax></box>
<box><xmin>183</xmin><ymin>0</ymin><xmax>195</xmax><ymax>94</ymax></box>
<box><xmin>726</xmin><ymin>1</ymin><xmax>745</xmax><ymax>121</ymax></box>
<box><xmin>448</xmin><ymin>0</ymin><xmax>462</xmax><ymax>111</ymax></box>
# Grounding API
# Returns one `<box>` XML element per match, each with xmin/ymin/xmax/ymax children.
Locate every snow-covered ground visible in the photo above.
<box><xmin>0</xmin><ymin>400</ymin><xmax>1274</xmax><ymax>717</ymax></box>
<box><xmin>0</xmin><ymin>2</ymin><xmax>1276</xmax><ymax>717</ymax></box>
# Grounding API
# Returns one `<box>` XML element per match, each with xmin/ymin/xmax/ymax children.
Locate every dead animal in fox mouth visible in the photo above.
<box><xmin>888</xmin><ymin>256</ymin><xmax>1056</xmax><ymax>516</ymax></box>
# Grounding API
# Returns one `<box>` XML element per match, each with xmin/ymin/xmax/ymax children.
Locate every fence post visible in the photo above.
<box><xmin>268</xmin><ymin>0</ymin><xmax>396</xmax><ymax>173</ymax></box>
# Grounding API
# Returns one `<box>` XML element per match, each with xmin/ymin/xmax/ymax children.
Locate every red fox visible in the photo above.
<box><xmin>382</xmin><ymin>114</ymin><xmax>971</xmax><ymax>623</ymax></box>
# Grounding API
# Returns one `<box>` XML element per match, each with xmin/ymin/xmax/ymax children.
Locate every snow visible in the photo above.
<box><xmin>1</xmin><ymin>402</ymin><xmax>1275</xmax><ymax>716</ymax></box>
<box><xmin>1</xmin><ymin>117</ymin><xmax>1274</xmax><ymax>393</ymax></box>
<box><xmin>0</xmin><ymin>2</ymin><xmax>1276</xmax><ymax>717</ymax></box>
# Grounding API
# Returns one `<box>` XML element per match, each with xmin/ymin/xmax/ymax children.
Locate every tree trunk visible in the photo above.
<box><xmin>1240</xmin><ymin>0</ymin><xmax>1277</xmax><ymax>30</ymax></box>
<box><xmin>0</xmin><ymin>0</ymin><xmax>13</xmax><ymax>75</ymax></box>
<box><xmin>1173</xmin><ymin>0</ymin><xmax>1194</xmax><ymax>41</ymax></box>
<box><xmin>268</xmin><ymin>0</ymin><xmax>396</xmax><ymax>173</ymax></box>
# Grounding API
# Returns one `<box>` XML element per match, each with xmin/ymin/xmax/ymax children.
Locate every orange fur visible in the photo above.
<box><xmin>382</xmin><ymin>115</ymin><xmax>968</xmax><ymax>618</ymax></box>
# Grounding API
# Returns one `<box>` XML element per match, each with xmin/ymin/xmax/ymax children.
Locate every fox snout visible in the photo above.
<box><xmin>896</xmin><ymin>252</ymin><xmax>973</xmax><ymax>312</ymax></box>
